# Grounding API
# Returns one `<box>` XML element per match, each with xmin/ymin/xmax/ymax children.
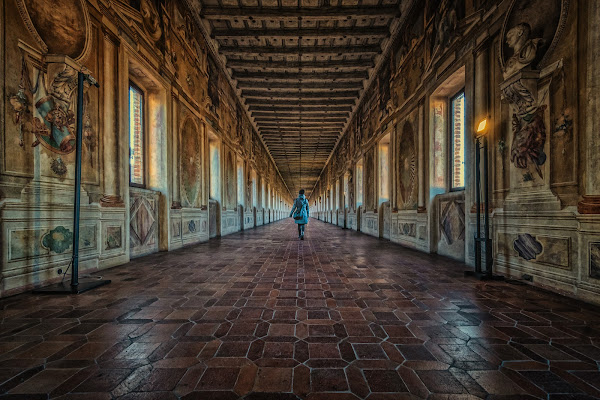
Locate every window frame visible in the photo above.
<box><xmin>355</xmin><ymin>159</ymin><xmax>364</xmax><ymax>208</ymax></box>
<box><xmin>448</xmin><ymin>88</ymin><xmax>466</xmax><ymax>192</ymax></box>
<box><xmin>237</xmin><ymin>159</ymin><xmax>244</xmax><ymax>206</ymax></box>
<box><xmin>377</xmin><ymin>134</ymin><xmax>391</xmax><ymax>205</ymax></box>
<box><xmin>128</xmin><ymin>80</ymin><xmax>147</xmax><ymax>188</ymax></box>
<box><xmin>208</xmin><ymin>138</ymin><xmax>221</xmax><ymax>201</ymax></box>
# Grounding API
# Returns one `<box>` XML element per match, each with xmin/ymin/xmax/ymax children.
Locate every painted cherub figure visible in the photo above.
<box><xmin>503</xmin><ymin>23</ymin><xmax>545</xmax><ymax>78</ymax></box>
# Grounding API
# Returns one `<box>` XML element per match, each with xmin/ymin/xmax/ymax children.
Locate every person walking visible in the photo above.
<box><xmin>290</xmin><ymin>189</ymin><xmax>309</xmax><ymax>240</ymax></box>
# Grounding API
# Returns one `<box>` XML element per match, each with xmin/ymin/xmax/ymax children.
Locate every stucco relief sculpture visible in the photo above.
<box><xmin>501</xmin><ymin>24</ymin><xmax>548</xmax><ymax>179</ymax></box>
<box><xmin>499</xmin><ymin>0</ymin><xmax>569</xmax><ymax>183</ymax></box>
<box><xmin>140</xmin><ymin>0</ymin><xmax>162</xmax><ymax>43</ymax></box>
<box><xmin>502</xmin><ymin>71</ymin><xmax>548</xmax><ymax>179</ymax></box>
<box><xmin>503</xmin><ymin>24</ymin><xmax>545</xmax><ymax>79</ymax></box>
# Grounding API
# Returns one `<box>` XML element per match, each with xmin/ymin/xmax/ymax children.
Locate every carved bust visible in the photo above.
<box><xmin>503</xmin><ymin>23</ymin><xmax>545</xmax><ymax>78</ymax></box>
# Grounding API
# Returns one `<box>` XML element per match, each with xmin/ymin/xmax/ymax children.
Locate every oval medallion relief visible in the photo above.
<box><xmin>16</xmin><ymin>0</ymin><xmax>92</xmax><ymax>62</ymax></box>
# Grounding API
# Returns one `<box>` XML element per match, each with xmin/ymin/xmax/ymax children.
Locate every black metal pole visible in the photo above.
<box><xmin>71</xmin><ymin>71</ymin><xmax>85</xmax><ymax>293</ymax></box>
<box><xmin>483</xmin><ymin>135</ymin><xmax>492</xmax><ymax>276</ymax></box>
<box><xmin>32</xmin><ymin>71</ymin><xmax>109</xmax><ymax>295</ymax></box>
<box><xmin>474</xmin><ymin>137</ymin><xmax>482</xmax><ymax>274</ymax></box>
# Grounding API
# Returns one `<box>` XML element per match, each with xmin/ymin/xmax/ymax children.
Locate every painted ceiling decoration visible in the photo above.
<box><xmin>193</xmin><ymin>0</ymin><xmax>410</xmax><ymax>197</ymax></box>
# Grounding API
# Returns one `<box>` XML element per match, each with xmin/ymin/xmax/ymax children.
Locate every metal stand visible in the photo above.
<box><xmin>34</xmin><ymin>71</ymin><xmax>111</xmax><ymax>295</ymax></box>
<box><xmin>465</xmin><ymin>135</ymin><xmax>503</xmax><ymax>281</ymax></box>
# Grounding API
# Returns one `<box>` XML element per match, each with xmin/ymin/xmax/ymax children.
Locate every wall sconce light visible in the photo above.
<box><xmin>476</xmin><ymin>118</ymin><xmax>488</xmax><ymax>135</ymax></box>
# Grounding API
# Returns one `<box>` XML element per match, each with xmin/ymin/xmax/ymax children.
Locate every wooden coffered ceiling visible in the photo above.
<box><xmin>194</xmin><ymin>0</ymin><xmax>405</xmax><ymax>198</ymax></box>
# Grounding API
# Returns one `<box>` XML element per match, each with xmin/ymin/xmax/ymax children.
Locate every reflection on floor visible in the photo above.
<box><xmin>1</xmin><ymin>219</ymin><xmax>599</xmax><ymax>399</ymax></box>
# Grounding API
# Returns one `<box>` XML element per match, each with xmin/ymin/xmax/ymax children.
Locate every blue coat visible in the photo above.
<box><xmin>290</xmin><ymin>194</ymin><xmax>309</xmax><ymax>224</ymax></box>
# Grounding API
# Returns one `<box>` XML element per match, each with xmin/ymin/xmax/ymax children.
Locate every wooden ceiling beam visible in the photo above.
<box><xmin>262</xmin><ymin>137</ymin><xmax>339</xmax><ymax>140</ymax></box>
<box><xmin>254</xmin><ymin>117</ymin><xmax>347</xmax><ymax>123</ymax></box>
<box><xmin>259</xmin><ymin>125</ymin><xmax>344</xmax><ymax>129</ymax></box>
<box><xmin>227</xmin><ymin>59</ymin><xmax>374</xmax><ymax>70</ymax></box>
<box><xmin>246</xmin><ymin>98</ymin><xmax>355</xmax><ymax>106</ymax></box>
<box><xmin>237</xmin><ymin>81</ymin><xmax>363</xmax><ymax>90</ymax></box>
<box><xmin>278</xmin><ymin>171</ymin><xmax>325</xmax><ymax>173</ymax></box>
<box><xmin>251</xmin><ymin>111</ymin><xmax>349</xmax><ymax>118</ymax></box>
<box><xmin>258</xmin><ymin>121</ymin><xmax>345</xmax><ymax>126</ymax></box>
<box><xmin>249</xmin><ymin>105</ymin><xmax>352</xmax><ymax>112</ymax></box>
<box><xmin>262</xmin><ymin>135</ymin><xmax>340</xmax><ymax>139</ymax></box>
<box><xmin>233</xmin><ymin>71</ymin><xmax>367</xmax><ymax>80</ymax></box>
<box><xmin>262</xmin><ymin>134</ymin><xmax>340</xmax><ymax>137</ymax></box>
<box><xmin>255</xmin><ymin>121</ymin><xmax>345</xmax><ymax>126</ymax></box>
<box><xmin>219</xmin><ymin>44</ymin><xmax>381</xmax><ymax>56</ymax></box>
<box><xmin>200</xmin><ymin>6</ymin><xmax>399</xmax><ymax>20</ymax></box>
<box><xmin>242</xmin><ymin>90</ymin><xmax>359</xmax><ymax>99</ymax></box>
<box><xmin>261</xmin><ymin>135</ymin><xmax>340</xmax><ymax>139</ymax></box>
<box><xmin>212</xmin><ymin>26</ymin><xmax>389</xmax><ymax>39</ymax></box>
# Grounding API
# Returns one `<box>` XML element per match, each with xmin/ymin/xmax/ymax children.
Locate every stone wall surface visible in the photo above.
<box><xmin>0</xmin><ymin>0</ymin><xmax>292</xmax><ymax>296</ymax></box>
<box><xmin>2</xmin><ymin>0</ymin><xmax>600</xmax><ymax>305</ymax></box>
<box><xmin>312</xmin><ymin>0</ymin><xmax>600</xmax><ymax>304</ymax></box>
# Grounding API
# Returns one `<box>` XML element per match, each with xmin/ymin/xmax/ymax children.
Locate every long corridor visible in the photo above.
<box><xmin>1</xmin><ymin>220</ymin><xmax>599</xmax><ymax>399</ymax></box>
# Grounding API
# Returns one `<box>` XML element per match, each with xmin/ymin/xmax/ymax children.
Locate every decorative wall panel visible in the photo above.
<box><xmin>129</xmin><ymin>188</ymin><xmax>159</xmax><ymax>258</ymax></box>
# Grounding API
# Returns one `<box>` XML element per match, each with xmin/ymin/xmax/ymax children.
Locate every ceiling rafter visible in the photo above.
<box><xmin>233</xmin><ymin>71</ymin><xmax>368</xmax><ymax>80</ymax></box>
<box><xmin>237</xmin><ymin>81</ymin><xmax>364</xmax><ymax>90</ymax></box>
<box><xmin>194</xmin><ymin>0</ymin><xmax>405</xmax><ymax>197</ymax></box>
<box><xmin>218</xmin><ymin>44</ymin><xmax>382</xmax><ymax>56</ymax></box>
<box><xmin>200</xmin><ymin>6</ymin><xmax>399</xmax><ymax>20</ymax></box>
<box><xmin>245</xmin><ymin>98</ymin><xmax>355</xmax><ymax>106</ymax></box>
<box><xmin>242</xmin><ymin>90</ymin><xmax>360</xmax><ymax>99</ymax></box>
<box><xmin>248</xmin><ymin>105</ymin><xmax>353</xmax><ymax>112</ymax></box>
<box><xmin>251</xmin><ymin>112</ymin><xmax>350</xmax><ymax>118</ymax></box>
<box><xmin>212</xmin><ymin>26</ymin><xmax>389</xmax><ymax>39</ymax></box>
<box><xmin>227</xmin><ymin>59</ymin><xmax>374</xmax><ymax>70</ymax></box>
<box><xmin>255</xmin><ymin>121</ymin><xmax>346</xmax><ymax>126</ymax></box>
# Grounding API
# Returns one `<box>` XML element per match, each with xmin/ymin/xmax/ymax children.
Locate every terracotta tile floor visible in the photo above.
<box><xmin>1</xmin><ymin>219</ymin><xmax>600</xmax><ymax>399</ymax></box>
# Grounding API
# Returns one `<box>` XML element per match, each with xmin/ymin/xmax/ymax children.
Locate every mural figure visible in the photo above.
<box><xmin>432</xmin><ymin>0</ymin><xmax>459</xmax><ymax>56</ymax></box>
<box><xmin>378</xmin><ymin>61</ymin><xmax>392</xmax><ymax>117</ymax></box>
<box><xmin>10</xmin><ymin>61</ymin><xmax>95</xmax><ymax>156</ymax></box>
<box><xmin>207</xmin><ymin>56</ymin><xmax>220</xmax><ymax>114</ymax></box>
<box><xmin>32</xmin><ymin>66</ymin><xmax>78</xmax><ymax>154</ymax></box>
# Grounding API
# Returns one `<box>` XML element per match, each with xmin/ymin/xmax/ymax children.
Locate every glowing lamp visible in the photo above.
<box><xmin>476</xmin><ymin>118</ymin><xmax>488</xmax><ymax>135</ymax></box>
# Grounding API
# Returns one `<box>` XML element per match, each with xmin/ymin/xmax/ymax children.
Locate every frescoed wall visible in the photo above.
<box><xmin>311</xmin><ymin>0</ymin><xmax>600</xmax><ymax>304</ymax></box>
<box><xmin>0</xmin><ymin>0</ymin><xmax>292</xmax><ymax>296</ymax></box>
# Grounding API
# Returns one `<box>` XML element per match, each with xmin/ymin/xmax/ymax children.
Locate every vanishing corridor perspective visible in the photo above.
<box><xmin>1</xmin><ymin>0</ymin><xmax>600</xmax><ymax>398</ymax></box>
<box><xmin>1</xmin><ymin>220</ymin><xmax>600</xmax><ymax>399</ymax></box>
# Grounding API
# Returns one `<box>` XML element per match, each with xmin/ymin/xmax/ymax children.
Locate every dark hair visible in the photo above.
<box><xmin>299</xmin><ymin>189</ymin><xmax>305</xmax><ymax>195</ymax></box>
